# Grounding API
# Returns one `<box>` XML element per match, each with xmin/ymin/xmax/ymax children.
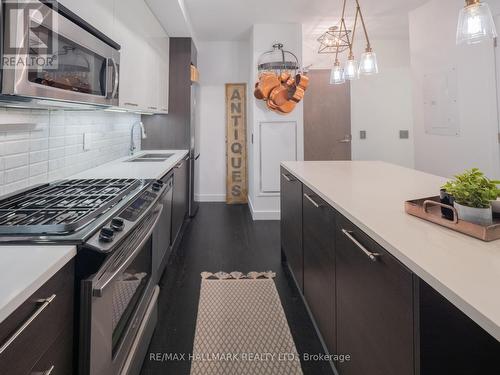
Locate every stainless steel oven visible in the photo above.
<box><xmin>79</xmin><ymin>186</ymin><xmax>165</xmax><ymax>375</ymax></box>
<box><xmin>0</xmin><ymin>0</ymin><xmax>120</xmax><ymax>107</ymax></box>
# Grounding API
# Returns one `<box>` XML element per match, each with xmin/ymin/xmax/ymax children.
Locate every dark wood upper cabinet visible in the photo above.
<box><xmin>335</xmin><ymin>214</ymin><xmax>414</xmax><ymax>375</ymax></box>
<box><xmin>280</xmin><ymin>167</ymin><xmax>304</xmax><ymax>291</ymax></box>
<box><xmin>302</xmin><ymin>186</ymin><xmax>336</xmax><ymax>354</ymax></box>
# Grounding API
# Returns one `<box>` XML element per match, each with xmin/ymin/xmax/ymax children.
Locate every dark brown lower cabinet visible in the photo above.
<box><xmin>335</xmin><ymin>215</ymin><xmax>414</xmax><ymax>375</ymax></box>
<box><xmin>417</xmin><ymin>279</ymin><xmax>500</xmax><ymax>375</ymax></box>
<box><xmin>280</xmin><ymin>167</ymin><xmax>304</xmax><ymax>291</ymax></box>
<box><xmin>0</xmin><ymin>260</ymin><xmax>75</xmax><ymax>375</ymax></box>
<box><xmin>280</xmin><ymin>171</ymin><xmax>500</xmax><ymax>375</ymax></box>
<box><xmin>302</xmin><ymin>186</ymin><xmax>336</xmax><ymax>354</ymax></box>
<box><xmin>172</xmin><ymin>156</ymin><xmax>189</xmax><ymax>246</ymax></box>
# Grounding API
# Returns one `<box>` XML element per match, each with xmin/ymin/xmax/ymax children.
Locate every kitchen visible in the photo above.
<box><xmin>0</xmin><ymin>0</ymin><xmax>498</xmax><ymax>375</ymax></box>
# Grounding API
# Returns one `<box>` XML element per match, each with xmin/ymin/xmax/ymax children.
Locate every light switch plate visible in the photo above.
<box><xmin>360</xmin><ymin>130</ymin><xmax>367</xmax><ymax>140</ymax></box>
<box><xmin>400</xmin><ymin>130</ymin><xmax>409</xmax><ymax>139</ymax></box>
<box><xmin>83</xmin><ymin>133</ymin><xmax>92</xmax><ymax>151</ymax></box>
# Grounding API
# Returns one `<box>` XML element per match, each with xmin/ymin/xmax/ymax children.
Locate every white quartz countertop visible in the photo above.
<box><xmin>71</xmin><ymin>150</ymin><xmax>189</xmax><ymax>180</ymax></box>
<box><xmin>281</xmin><ymin>161</ymin><xmax>500</xmax><ymax>341</ymax></box>
<box><xmin>0</xmin><ymin>245</ymin><xmax>76</xmax><ymax>324</ymax></box>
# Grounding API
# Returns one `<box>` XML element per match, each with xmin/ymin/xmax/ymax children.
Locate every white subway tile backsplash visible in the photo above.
<box><xmin>5</xmin><ymin>166</ymin><xmax>29</xmax><ymax>184</ymax></box>
<box><xmin>0</xmin><ymin>109</ymin><xmax>141</xmax><ymax>196</ymax></box>
<box><xmin>29</xmin><ymin>161</ymin><xmax>48</xmax><ymax>177</ymax></box>
<box><xmin>3</xmin><ymin>140</ymin><xmax>29</xmax><ymax>156</ymax></box>
<box><xmin>29</xmin><ymin>138</ymin><xmax>49</xmax><ymax>152</ymax></box>
<box><xmin>4</xmin><ymin>153</ymin><xmax>29</xmax><ymax>170</ymax></box>
<box><xmin>30</xmin><ymin>150</ymin><xmax>49</xmax><ymax>164</ymax></box>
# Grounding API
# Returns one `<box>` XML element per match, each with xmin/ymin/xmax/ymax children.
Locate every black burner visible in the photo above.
<box><xmin>0</xmin><ymin>179</ymin><xmax>141</xmax><ymax>235</ymax></box>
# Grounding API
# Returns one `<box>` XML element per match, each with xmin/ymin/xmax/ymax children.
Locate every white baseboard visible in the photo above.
<box><xmin>248</xmin><ymin>196</ymin><xmax>280</xmax><ymax>221</ymax></box>
<box><xmin>195</xmin><ymin>193</ymin><xmax>226</xmax><ymax>202</ymax></box>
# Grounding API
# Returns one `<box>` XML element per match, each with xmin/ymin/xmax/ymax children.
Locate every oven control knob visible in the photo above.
<box><xmin>111</xmin><ymin>218</ymin><xmax>124</xmax><ymax>232</ymax></box>
<box><xmin>99</xmin><ymin>227</ymin><xmax>115</xmax><ymax>242</ymax></box>
<box><xmin>152</xmin><ymin>182</ymin><xmax>163</xmax><ymax>191</ymax></box>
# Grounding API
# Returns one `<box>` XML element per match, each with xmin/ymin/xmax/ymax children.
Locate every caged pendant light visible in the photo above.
<box><xmin>456</xmin><ymin>0</ymin><xmax>498</xmax><ymax>45</ymax></box>
<box><xmin>323</xmin><ymin>0</ymin><xmax>378</xmax><ymax>85</ymax></box>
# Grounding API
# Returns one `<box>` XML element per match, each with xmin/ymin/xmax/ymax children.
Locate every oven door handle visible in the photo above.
<box><xmin>92</xmin><ymin>204</ymin><xmax>164</xmax><ymax>298</ymax></box>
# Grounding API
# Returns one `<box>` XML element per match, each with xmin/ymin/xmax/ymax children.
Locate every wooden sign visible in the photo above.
<box><xmin>226</xmin><ymin>83</ymin><xmax>248</xmax><ymax>204</ymax></box>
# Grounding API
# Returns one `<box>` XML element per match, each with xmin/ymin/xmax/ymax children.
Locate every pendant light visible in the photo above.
<box><xmin>330</xmin><ymin>59</ymin><xmax>345</xmax><ymax>84</ymax></box>
<box><xmin>324</xmin><ymin>0</ymin><xmax>377</xmax><ymax>84</ymax></box>
<box><xmin>344</xmin><ymin>53</ymin><xmax>360</xmax><ymax>80</ymax></box>
<box><xmin>359</xmin><ymin>49</ymin><xmax>378</xmax><ymax>75</ymax></box>
<box><xmin>356</xmin><ymin>0</ymin><xmax>378</xmax><ymax>75</ymax></box>
<box><xmin>344</xmin><ymin>2</ymin><xmax>360</xmax><ymax>81</ymax></box>
<box><xmin>456</xmin><ymin>0</ymin><xmax>498</xmax><ymax>45</ymax></box>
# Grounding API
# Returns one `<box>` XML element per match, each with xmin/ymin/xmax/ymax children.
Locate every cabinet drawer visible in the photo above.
<box><xmin>0</xmin><ymin>260</ymin><xmax>75</xmax><ymax>375</ymax></box>
<box><xmin>336</xmin><ymin>215</ymin><xmax>414</xmax><ymax>375</ymax></box>
<box><xmin>303</xmin><ymin>186</ymin><xmax>336</xmax><ymax>354</ymax></box>
<box><xmin>28</xmin><ymin>323</ymin><xmax>73</xmax><ymax>375</ymax></box>
<box><xmin>280</xmin><ymin>167</ymin><xmax>303</xmax><ymax>291</ymax></box>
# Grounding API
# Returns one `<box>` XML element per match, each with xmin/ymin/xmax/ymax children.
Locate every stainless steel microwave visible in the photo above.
<box><xmin>0</xmin><ymin>0</ymin><xmax>120</xmax><ymax>108</ymax></box>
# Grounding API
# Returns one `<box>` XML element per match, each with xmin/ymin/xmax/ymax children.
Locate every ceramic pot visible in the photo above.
<box><xmin>453</xmin><ymin>202</ymin><xmax>493</xmax><ymax>226</ymax></box>
<box><xmin>491</xmin><ymin>198</ymin><xmax>500</xmax><ymax>219</ymax></box>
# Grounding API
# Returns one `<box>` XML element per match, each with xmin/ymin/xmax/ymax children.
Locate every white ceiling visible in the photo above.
<box><xmin>183</xmin><ymin>0</ymin><xmax>430</xmax><ymax>41</ymax></box>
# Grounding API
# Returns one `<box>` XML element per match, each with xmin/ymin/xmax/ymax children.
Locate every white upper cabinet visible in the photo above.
<box><xmin>58</xmin><ymin>0</ymin><xmax>115</xmax><ymax>39</ymax></box>
<box><xmin>59</xmin><ymin>0</ymin><xmax>170</xmax><ymax>114</ymax></box>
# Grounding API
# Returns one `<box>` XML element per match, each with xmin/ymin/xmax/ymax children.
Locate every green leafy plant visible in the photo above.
<box><xmin>442</xmin><ymin>168</ymin><xmax>500</xmax><ymax>209</ymax></box>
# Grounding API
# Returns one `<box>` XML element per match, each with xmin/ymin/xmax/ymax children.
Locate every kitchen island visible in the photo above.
<box><xmin>281</xmin><ymin>160</ymin><xmax>499</xmax><ymax>375</ymax></box>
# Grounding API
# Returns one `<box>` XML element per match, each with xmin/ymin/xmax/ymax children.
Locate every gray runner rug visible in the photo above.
<box><xmin>190</xmin><ymin>271</ymin><xmax>304</xmax><ymax>375</ymax></box>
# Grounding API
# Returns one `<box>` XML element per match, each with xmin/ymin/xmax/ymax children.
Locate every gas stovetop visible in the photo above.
<box><xmin>0</xmin><ymin>179</ymin><xmax>142</xmax><ymax>236</ymax></box>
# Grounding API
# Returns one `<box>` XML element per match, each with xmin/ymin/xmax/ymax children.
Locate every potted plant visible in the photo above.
<box><xmin>442</xmin><ymin>168</ymin><xmax>500</xmax><ymax>225</ymax></box>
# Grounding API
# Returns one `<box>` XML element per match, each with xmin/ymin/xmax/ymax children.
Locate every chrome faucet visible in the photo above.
<box><xmin>130</xmin><ymin>121</ymin><xmax>147</xmax><ymax>155</ymax></box>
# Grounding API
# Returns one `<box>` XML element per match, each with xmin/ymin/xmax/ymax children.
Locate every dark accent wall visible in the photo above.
<box><xmin>142</xmin><ymin>38</ymin><xmax>197</xmax><ymax>150</ymax></box>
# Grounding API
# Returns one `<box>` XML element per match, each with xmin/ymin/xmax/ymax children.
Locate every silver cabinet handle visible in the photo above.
<box><xmin>33</xmin><ymin>365</ymin><xmax>55</xmax><ymax>375</ymax></box>
<box><xmin>124</xmin><ymin>102</ymin><xmax>139</xmax><ymax>107</ymax></box>
<box><xmin>342</xmin><ymin>229</ymin><xmax>380</xmax><ymax>262</ymax></box>
<box><xmin>0</xmin><ymin>295</ymin><xmax>56</xmax><ymax>355</ymax></box>
<box><xmin>148</xmin><ymin>106</ymin><xmax>158</xmax><ymax>110</ymax></box>
<box><xmin>304</xmin><ymin>193</ymin><xmax>322</xmax><ymax>208</ymax></box>
<box><xmin>281</xmin><ymin>173</ymin><xmax>294</xmax><ymax>182</ymax></box>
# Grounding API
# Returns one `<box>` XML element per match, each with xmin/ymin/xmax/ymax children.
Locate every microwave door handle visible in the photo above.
<box><xmin>92</xmin><ymin>204</ymin><xmax>164</xmax><ymax>298</ymax></box>
<box><xmin>108</xmin><ymin>58</ymin><xmax>119</xmax><ymax>99</ymax></box>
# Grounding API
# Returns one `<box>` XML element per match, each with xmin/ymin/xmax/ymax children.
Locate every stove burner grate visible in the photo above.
<box><xmin>0</xmin><ymin>179</ymin><xmax>141</xmax><ymax>235</ymax></box>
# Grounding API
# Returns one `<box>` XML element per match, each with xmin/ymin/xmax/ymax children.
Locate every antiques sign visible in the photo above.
<box><xmin>226</xmin><ymin>83</ymin><xmax>248</xmax><ymax>204</ymax></box>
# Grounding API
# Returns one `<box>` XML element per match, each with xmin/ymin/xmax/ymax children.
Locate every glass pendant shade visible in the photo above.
<box><xmin>344</xmin><ymin>57</ymin><xmax>360</xmax><ymax>80</ymax></box>
<box><xmin>330</xmin><ymin>62</ymin><xmax>345</xmax><ymax>84</ymax></box>
<box><xmin>359</xmin><ymin>50</ymin><xmax>378</xmax><ymax>75</ymax></box>
<box><xmin>456</xmin><ymin>1</ymin><xmax>498</xmax><ymax>45</ymax></box>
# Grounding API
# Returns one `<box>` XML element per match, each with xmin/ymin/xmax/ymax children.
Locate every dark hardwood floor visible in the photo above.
<box><xmin>140</xmin><ymin>203</ymin><xmax>333</xmax><ymax>375</ymax></box>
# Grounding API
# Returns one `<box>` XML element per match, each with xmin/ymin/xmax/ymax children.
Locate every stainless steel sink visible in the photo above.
<box><xmin>127</xmin><ymin>159</ymin><xmax>166</xmax><ymax>163</ymax></box>
<box><xmin>125</xmin><ymin>153</ymin><xmax>175</xmax><ymax>162</ymax></box>
<box><xmin>137</xmin><ymin>153</ymin><xmax>175</xmax><ymax>159</ymax></box>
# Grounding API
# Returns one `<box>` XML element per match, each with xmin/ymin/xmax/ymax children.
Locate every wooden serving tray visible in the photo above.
<box><xmin>405</xmin><ymin>196</ymin><xmax>500</xmax><ymax>242</ymax></box>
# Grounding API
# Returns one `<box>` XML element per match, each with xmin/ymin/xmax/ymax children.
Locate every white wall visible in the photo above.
<box><xmin>249</xmin><ymin>24</ymin><xmax>304</xmax><ymax>220</ymax></box>
<box><xmin>0</xmin><ymin>109</ymin><xmax>140</xmax><ymax>196</ymax></box>
<box><xmin>410</xmin><ymin>0</ymin><xmax>500</xmax><ymax>179</ymax></box>
<box><xmin>350</xmin><ymin>39</ymin><xmax>415</xmax><ymax>168</ymax></box>
<box><xmin>195</xmin><ymin>41</ymin><xmax>250</xmax><ymax>202</ymax></box>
